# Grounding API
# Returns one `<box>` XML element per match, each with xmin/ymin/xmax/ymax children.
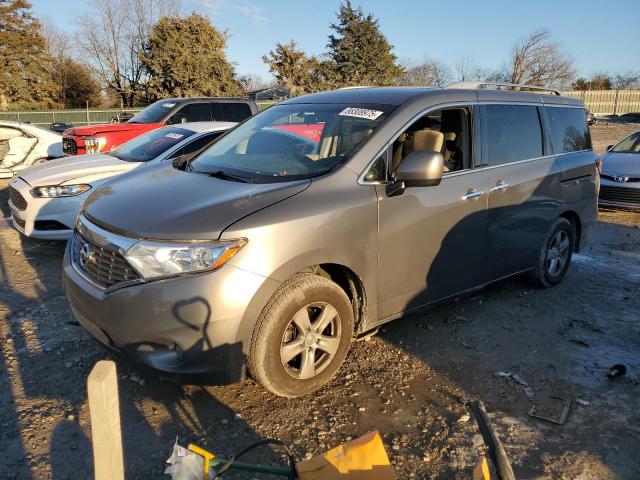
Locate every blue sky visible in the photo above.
<box><xmin>32</xmin><ymin>0</ymin><xmax>640</xmax><ymax>80</ymax></box>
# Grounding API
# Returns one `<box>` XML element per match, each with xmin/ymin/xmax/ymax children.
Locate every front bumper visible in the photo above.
<box><xmin>63</xmin><ymin>238</ymin><xmax>277</xmax><ymax>384</ymax></box>
<box><xmin>8</xmin><ymin>177</ymin><xmax>81</xmax><ymax>240</ymax></box>
<box><xmin>598</xmin><ymin>180</ymin><xmax>640</xmax><ymax>212</ymax></box>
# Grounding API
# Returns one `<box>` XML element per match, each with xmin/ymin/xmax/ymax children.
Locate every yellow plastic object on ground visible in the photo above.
<box><xmin>296</xmin><ymin>431</ymin><xmax>395</xmax><ymax>480</ymax></box>
<box><xmin>473</xmin><ymin>456</ymin><xmax>491</xmax><ymax>480</ymax></box>
<box><xmin>187</xmin><ymin>444</ymin><xmax>216</xmax><ymax>476</ymax></box>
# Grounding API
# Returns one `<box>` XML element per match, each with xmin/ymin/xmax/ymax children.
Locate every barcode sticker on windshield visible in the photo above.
<box><xmin>165</xmin><ymin>133</ymin><xmax>184</xmax><ymax>139</ymax></box>
<box><xmin>339</xmin><ymin>107</ymin><xmax>383</xmax><ymax>120</ymax></box>
<box><xmin>161</xmin><ymin>103</ymin><xmax>175</xmax><ymax>108</ymax></box>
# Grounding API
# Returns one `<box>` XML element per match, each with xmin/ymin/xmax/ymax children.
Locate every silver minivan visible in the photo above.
<box><xmin>63</xmin><ymin>83</ymin><xmax>598</xmax><ymax>397</ymax></box>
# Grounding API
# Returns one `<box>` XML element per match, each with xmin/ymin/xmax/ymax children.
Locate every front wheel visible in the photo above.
<box><xmin>248</xmin><ymin>273</ymin><xmax>354</xmax><ymax>397</ymax></box>
<box><xmin>529</xmin><ymin>217</ymin><xmax>574</xmax><ymax>288</ymax></box>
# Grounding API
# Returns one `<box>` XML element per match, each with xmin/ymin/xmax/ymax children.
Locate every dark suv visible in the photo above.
<box><xmin>62</xmin><ymin>97</ymin><xmax>258</xmax><ymax>156</ymax></box>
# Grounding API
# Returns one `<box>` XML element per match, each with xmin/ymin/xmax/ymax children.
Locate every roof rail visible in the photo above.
<box><xmin>445</xmin><ymin>81</ymin><xmax>562</xmax><ymax>96</ymax></box>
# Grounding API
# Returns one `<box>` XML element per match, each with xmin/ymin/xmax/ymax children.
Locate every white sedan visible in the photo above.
<box><xmin>0</xmin><ymin>120</ymin><xmax>64</xmax><ymax>178</ymax></box>
<box><xmin>8</xmin><ymin>121</ymin><xmax>234</xmax><ymax>240</ymax></box>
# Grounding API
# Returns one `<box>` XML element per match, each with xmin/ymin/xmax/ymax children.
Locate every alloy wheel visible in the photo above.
<box><xmin>280</xmin><ymin>302</ymin><xmax>342</xmax><ymax>380</ymax></box>
<box><xmin>546</xmin><ymin>230</ymin><xmax>570</xmax><ymax>276</ymax></box>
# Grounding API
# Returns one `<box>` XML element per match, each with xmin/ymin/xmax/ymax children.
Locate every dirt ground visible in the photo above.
<box><xmin>1</xmin><ymin>123</ymin><xmax>639</xmax><ymax>479</ymax></box>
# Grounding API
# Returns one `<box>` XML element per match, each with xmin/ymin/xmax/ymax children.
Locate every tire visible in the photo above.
<box><xmin>248</xmin><ymin>273</ymin><xmax>354</xmax><ymax>397</ymax></box>
<box><xmin>529</xmin><ymin>217</ymin><xmax>574</xmax><ymax>288</ymax></box>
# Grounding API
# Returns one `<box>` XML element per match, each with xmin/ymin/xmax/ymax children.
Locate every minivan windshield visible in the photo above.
<box><xmin>188</xmin><ymin>103</ymin><xmax>392</xmax><ymax>182</ymax></box>
<box><xmin>128</xmin><ymin>101</ymin><xmax>177</xmax><ymax>124</ymax></box>
<box><xmin>611</xmin><ymin>131</ymin><xmax>640</xmax><ymax>154</ymax></box>
<box><xmin>110</xmin><ymin>127</ymin><xmax>196</xmax><ymax>162</ymax></box>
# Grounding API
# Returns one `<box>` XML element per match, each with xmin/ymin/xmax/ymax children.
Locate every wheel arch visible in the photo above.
<box><xmin>559</xmin><ymin>210</ymin><xmax>582</xmax><ymax>252</ymax></box>
<box><xmin>235</xmin><ymin>259</ymin><xmax>372</xmax><ymax>357</ymax></box>
<box><xmin>302</xmin><ymin>263</ymin><xmax>368</xmax><ymax>333</ymax></box>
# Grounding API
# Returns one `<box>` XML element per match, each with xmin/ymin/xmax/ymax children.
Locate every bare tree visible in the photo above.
<box><xmin>453</xmin><ymin>56</ymin><xmax>485</xmax><ymax>82</ymax></box>
<box><xmin>506</xmin><ymin>29</ymin><xmax>575</xmax><ymax>88</ymax></box>
<box><xmin>238</xmin><ymin>74</ymin><xmax>271</xmax><ymax>93</ymax></box>
<box><xmin>613</xmin><ymin>71</ymin><xmax>640</xmax><ymax>90</ymax></box>
<box><xmin>397</xmin><ymin>58</ymin><xmax>451</xmax><ymax>87</ymax></box>
<box><xmin>41</xmin><ymin>18</ymin><xmax>72</xmax><ymax>60</ymax></box>
<box><xmin>76</xmin><ymin>0</ymin><xmax>182</xmax><ymax>107</ymax></box>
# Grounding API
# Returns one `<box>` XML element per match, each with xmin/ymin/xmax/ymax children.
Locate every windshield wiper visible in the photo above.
<box><xmin>203</xmin><ymin>170</ymin><xmax>253</xmax><ymax>183</ymax></box>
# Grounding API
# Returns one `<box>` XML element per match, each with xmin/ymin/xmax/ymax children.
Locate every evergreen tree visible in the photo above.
<box><xmin>262</xmin><ymin>40</ymin><xmax>328</xmax><ymax>96</ymax></box>
<box><xmin>53</xmin><ymin>59</ymin><xmax>102</xmax><ymax>108</ymax></box>
<box><xmin>0</xmin><ymin>0</ymin><xmax>59</xmax><ymax>110</ymax></box>
<box><xmin>326</xmin><ymin>1</ymin><xmax>404</xmax><ymax>86</ymax></box>
<box><xmin>140</xmin><ymin>13</ymin><xmax>242</xmax><ymax>99</ymax></box>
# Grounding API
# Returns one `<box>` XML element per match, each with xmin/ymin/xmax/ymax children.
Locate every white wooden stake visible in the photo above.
<box><xmin>87</xmin><ymin>360</ymin><xmax>125</xmax><ymax>480</ymax></box>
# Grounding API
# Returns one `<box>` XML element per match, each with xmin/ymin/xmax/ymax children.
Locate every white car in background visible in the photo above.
<box><xmin>8</xmin><ymin>122</ymin><xmax>234</xmax><ymax>240</ymax></box>
<box><xmin>0</xmin><ymin>120</ymin><xmax>64</xmax><ymax>178</ymax></box>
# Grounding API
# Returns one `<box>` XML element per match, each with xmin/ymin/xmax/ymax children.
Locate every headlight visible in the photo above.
<box><xmin>124</xmin><ymin>238</ymin><xmax>247</xmax><ymax>280</ymax></box>
<box><xmin>31</xmin><ymin>184</ymin><xmax>91</xmax><ymax>197</ymax></box>
<box><xmin>84</xmin><ymin>137</ymin><xmax>106</xmax><ymax>154</ymax></box>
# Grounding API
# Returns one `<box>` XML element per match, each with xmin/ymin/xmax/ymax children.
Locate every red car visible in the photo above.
<box><xmin>62</xmin><ymin>97</ymin><xmax>257</xmax><ymax>156</ymax></box>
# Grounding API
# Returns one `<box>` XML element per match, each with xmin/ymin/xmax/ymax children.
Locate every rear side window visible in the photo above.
<box><xmin>545</xmin><ymin>106</ymin><xmax>591</xmax><ymax>154</ymax></box>
<box><xmin>218</xmin><ymin>103</ymin><xmax>253</xmax><ymax>122</ymax></box>
<box><xmin>169</xmin><ymin>103</ymin><xmax>213</xmax><ymax>124</ymax></box>
<box><xmin>483</xmin><ymin>105</ymin><xmax>543</xmax><ymax>166</ymax></box>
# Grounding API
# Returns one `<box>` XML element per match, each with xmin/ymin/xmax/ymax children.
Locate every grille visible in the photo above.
<box><xmin>9</xmin><ymin>187</ymin><xmax>27</xmax><ymax>210</ymax></box>
<box><xmin>13</xmin><ymin>216</ymin><xmax>25</xmax><ymax>230</ymax></box>
<box><xmin>34</xmin><ymin>220</ymin><xmax>70</xmax><ymax>231</ymax></box>
<box><xmin>600</xmin><ymin>185</ymin><xmax>640</xmax><ymax>205</ymax></box>
<box><xmin>63</xmin><ymin>137</ymin><xmax>77</xmax><ymax>155</ymax></box>
<box><xmin>601</xmin><ymin>173</ymin><xmax>640</xmax><ymax>183</ymax></box>
<box><xmin>72</xmin><ymin>233</ymin><xmax>140</xmax><ymax>288</ymax></box>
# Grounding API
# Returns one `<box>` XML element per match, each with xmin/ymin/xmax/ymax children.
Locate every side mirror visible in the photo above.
<box><xmin>606</xmin><ymin>144</ymin><xmax>614</xmax><ymax>151</ymax></box>
<box><xmin>394</xmin><ymin>150</ymin><xmax>444</xmax><ymax>187</ymax></box>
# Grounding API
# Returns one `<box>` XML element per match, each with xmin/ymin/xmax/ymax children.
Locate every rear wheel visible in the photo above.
<box><xmin>248</xmin><ymin>273</ymin><xmax>354</xmax><ymax>397</ymax></box>
<box><xmin>529</xmin><ymin>217</ymin><xmax>574</xmax><ymax>288</ymax></box>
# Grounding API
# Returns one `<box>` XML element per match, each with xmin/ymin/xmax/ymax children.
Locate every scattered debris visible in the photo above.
<box><xmin>457</xmin><ymin>413</ymin><xmax>470</xmax><ymax>423</ymax></box>
<box><xmin>576</xmin><ymin>398</ymin><xmax>591</xmax><ymax>406</ymax></box>
<box><xmin>495</xmin><ymin>371</ymin><xmax>535</xmax><ymax>400</ymax></box>
<box><xmin>607</xmin><ymin>364</ymin><xmax>627</xmax><ymax>379</ymax></box>
<box><xmin>528</xmin><ymin>397</ymin><xmax>571</xmax><ymax>425</ymax></box>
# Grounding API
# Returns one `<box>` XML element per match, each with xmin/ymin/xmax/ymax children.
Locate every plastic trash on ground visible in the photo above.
<box><xmin>296</xmin><ymin>431</ymin><xmax>395</xmax><ymax>480</ymax></box>
<box><xmin>165</xmin><ymin>441</ymin><xmax>208</xmax><ymax>480</ymax></box>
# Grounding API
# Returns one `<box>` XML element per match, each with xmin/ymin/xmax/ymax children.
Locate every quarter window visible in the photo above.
<box><xmin>545</xmin><ymin>106</ymin><xmax>591</xmax><ymax>154</ymax></box>
<box><xmin>483</xmin><ymin>105</ymin><xmax>543</xmax><ymax>166</ymax></box>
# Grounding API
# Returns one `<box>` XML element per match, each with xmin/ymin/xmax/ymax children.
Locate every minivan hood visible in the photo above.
<box><xmin>83</xmin><ymin>164</ymin><xmax>311</xmax><ymax>240</ymax></box>
<box><xmin>65</xmin><ymin>122</ymin><xmax>159</xmax><ymax>137</ymax></box>
<box><xmin>601</xmin><ymin>152</ymin><xmax>640</xmax><ymax>175</ymax></box>
<box><xmin>19</xmin><ymin>154</ymin><xmax>135</xmax><ymax>187</ymax></box>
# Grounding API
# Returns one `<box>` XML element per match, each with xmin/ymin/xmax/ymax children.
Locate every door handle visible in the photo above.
<box><xmin>462</xmin><ymin>188</ymin><xmax>485</xmax><ymax>200</ymax></box>
<box><xmin>490</xmin><ymin>181</ymin><xmax>510</xmax><ymax>192</ymax></box>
